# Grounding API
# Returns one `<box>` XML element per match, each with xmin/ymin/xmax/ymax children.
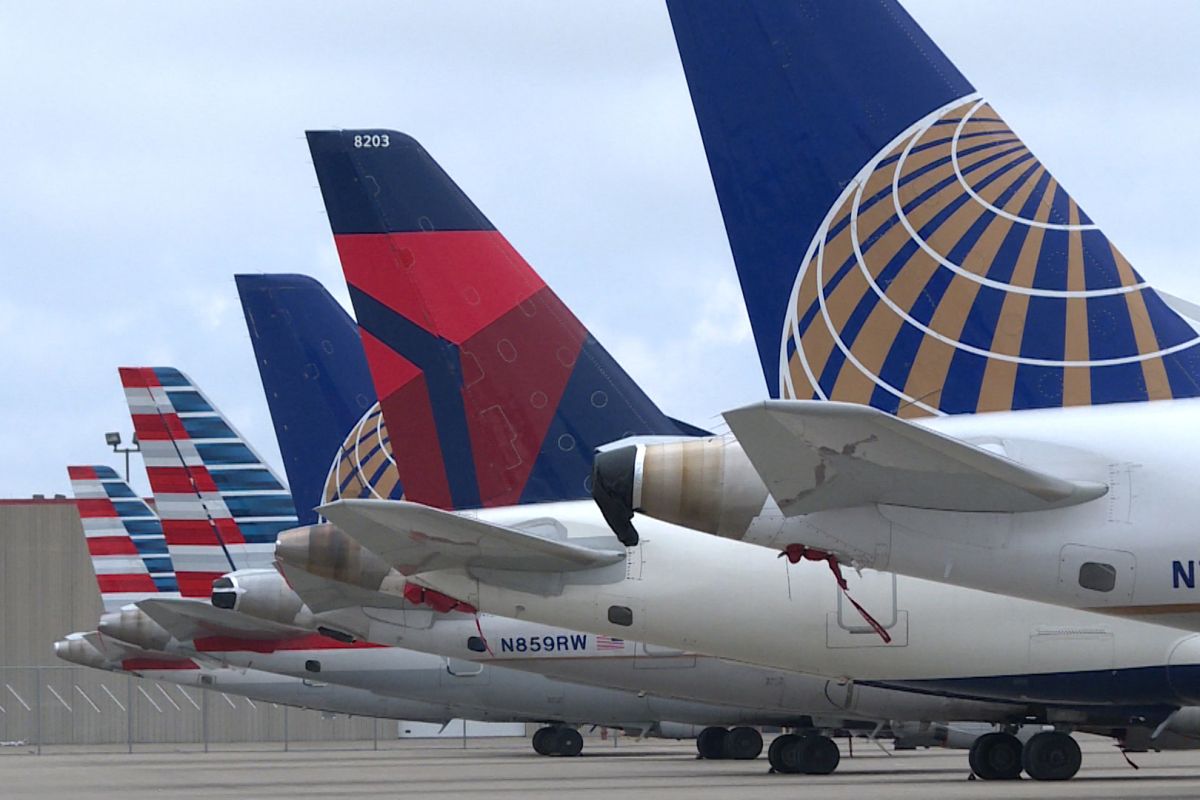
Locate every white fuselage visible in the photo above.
<box><xmin>392</xmin><ymin>500</ymin><xmax>1200</xmax><ymax>711</ymax></box>
<box><xmin>737</xmin><ymin>398</ymin><xmax>1200</xmax><ymax>630</ymax></box>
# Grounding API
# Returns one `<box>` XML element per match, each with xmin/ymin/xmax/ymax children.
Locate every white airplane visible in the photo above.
<box><xmin>275</xmin><ymin>124</ymin><xmax>1200</xmax><ymax>780</ymax></box>
<box><xmin>66</xmin><ymin>460</ymin><xmax>788</xmax><ymax>757</ymax></box>
<box><xmin>583</xmin><ymin>1</ymin><xmax>1200</xmax><ymax>632</ymax></box>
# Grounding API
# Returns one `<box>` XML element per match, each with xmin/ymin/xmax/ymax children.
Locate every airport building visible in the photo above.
<box><xmin>0</xmin><ymin>498</ymin><xmax>394</xmax><ymax>749</ymax></box>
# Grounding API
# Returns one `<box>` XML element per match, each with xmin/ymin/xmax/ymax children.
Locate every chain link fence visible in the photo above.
<box><xmin>0</xmin><ymin>666</ymin><xmax>392</xmax><ymax>755</ymax></box>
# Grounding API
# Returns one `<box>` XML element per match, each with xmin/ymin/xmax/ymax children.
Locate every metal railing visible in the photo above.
<box><xmin>0</xmin><ymin>666</ymin><xmax>390</xmax><ymax>755</ymax></box>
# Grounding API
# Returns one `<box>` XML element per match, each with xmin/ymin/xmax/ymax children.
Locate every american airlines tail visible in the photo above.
<box><xmin>117</xmin><ymin>367</ymin><xmax>297</xmax><ymax>586</ymax></box>
<box><xmin>303</xmin><ymin>130</ymin><xmax>701</xmax><ymax>511</ymax></box>
<box><xmin>67</xmin><ymin>465</ymin><xmax>179</xmax><ymax>611</ymax></box>
<box><xmin>667</xmin><ymin>0</ymin><xmax>1200</xmax><ymax>416</ymax></box>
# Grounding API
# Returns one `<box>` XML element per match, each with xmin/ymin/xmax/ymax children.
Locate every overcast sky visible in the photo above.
<box><xmin>3</xmin><ymin>2</ymin><xmax>1198</xmax><ymax>498</ymax></box>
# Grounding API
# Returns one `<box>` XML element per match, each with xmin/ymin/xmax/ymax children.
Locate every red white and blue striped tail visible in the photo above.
<box><xmin>67</xmin><ymin>465</ymin><xmax>180</xmax><ymax>612</ymax></box>
<box><xmin>117</xmin><ymin>367</ymin><xmax>297</xmax><ymax>596</ymax></box>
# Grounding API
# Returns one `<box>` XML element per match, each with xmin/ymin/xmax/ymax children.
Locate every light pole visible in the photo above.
<box><xmin>105</xmin><ymin>431</ymin><xmax>140</xmax><ymax>482</ymax></box>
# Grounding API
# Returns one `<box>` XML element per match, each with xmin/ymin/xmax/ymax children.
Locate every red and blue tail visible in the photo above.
<box><xmin>668</xmin><ymin>1</ymin><xmax>1200</xmax><ymax>416</ymax></box>
<box><xmin>67</xmin><ymin>465</ymin><xmax>179</xmax><ymax>611</ymax></box>
<box><xmin>118</xmin><ymin>367</ymin><xmax>297</xmax><ymax>591</ymax></box>
<box><xmin>305</xmin><ymin>131</ymin><xmax>700</xmax><ymax>510</ymax></box>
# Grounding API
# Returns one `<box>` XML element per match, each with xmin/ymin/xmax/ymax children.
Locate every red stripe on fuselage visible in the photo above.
<box><xmin>122</xmin><ymin>658</ymin><xmax>198</xmax><ymax>671</ymax></box>
<box><xmin>335</xmin><ymin>231</ymin><xmax>546</xmax><ymax>345</ymax></box>
<box><xmin>192</xmin><ymin>634</ymin><xmax>384</xmax><ymax>654</ymax></box>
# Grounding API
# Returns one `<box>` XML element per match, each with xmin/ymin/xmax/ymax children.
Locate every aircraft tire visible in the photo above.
<box><xmin>968</xmin><ymin>732</ymin><xmax>1023</xmax><ymax>780</ymax></box>
<box><xmin>767</xmin><ymin>734</ymin><xmax>797</xmax><ymax>773</ymax></box>
<box><xmin>696</xmin><ymin>726</ymin><xmax>729</xmax><ymax>759</ymax></box>
<box><xmin>724</xmin><ymin>727</ymin><xmax>764</xmax><ymax>760</ymax></box>
<box><xmin>532</xmin><ymin>726</ymin><xmax>556</xmax><ymax>756</ymax></box>
<box><xmin>796</xmin><ymin>734</ymin><xmax>840</xmax><ymax>775</ymax></box>
<box><xmin>554</xmin><ymin>727</ymin><xmax>584</xmax><ymax>757</ymax></box>
<box><xmin>775</xmin><ymin>734</ymin><xmax>810</xmax><ymax>774</ymax></box>
<box><xmin>1022</xmin><ymin>731</ymin><xmax>1081</xmax><ymax>781</ymax></box>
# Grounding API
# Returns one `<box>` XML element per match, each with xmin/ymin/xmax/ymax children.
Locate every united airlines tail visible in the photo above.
<box><xmin>667</xmin><ymin>0</ymin><xmax>1200</xmax><ymax>416</ymax></box>
<box><xmin>67</xmin><ymin>465</ymin><xmax>179</xmax><ymax>611</ymax></box>
<box><xmin>304</xmin><ymin>131</ymin><xmax>700</xmax><ymax>510</ymax></box>
<box><xmin>117</xmin><ymin>367</ymin><xmax>297</xmax><ymax>583</ymax></box>
<box><xmin>236</xmin><ymin>274</ymin><xmax>393</xmax><ymax>526</ymax></box>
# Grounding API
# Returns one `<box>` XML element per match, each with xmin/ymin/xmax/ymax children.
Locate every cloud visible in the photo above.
<box><xmin>1</xmin><ymin>1</ymin><xmax>1198</xmax><ymax>497</ymax></box>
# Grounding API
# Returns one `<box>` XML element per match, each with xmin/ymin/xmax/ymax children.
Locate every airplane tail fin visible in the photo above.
<box><xmin>67</xmin><ymin>465</ymin><xmax>179</xmax><ymax>611</ymax></box>
<box><xmin>305</xmin><ymin>130</ymin><xmax>699</xmax><ymax>510</ymax></box>
<box><xmin>667</xmin><ymin>0</ymin><xmax>1200</xmax><ymax>415</ymax></box>
<box><xmin>236</xmin><ymin>273</ymin><xmax>393</xmax><ymax>525</ymax></box>
<box><xmin>117</xmin><ymin>367</ymin><xmax>297</xmax><ymax>578</ymax></box>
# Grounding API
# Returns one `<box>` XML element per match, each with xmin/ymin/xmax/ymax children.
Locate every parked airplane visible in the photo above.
<box><xmin>58</xmin><ymin>464</ymin><xmax>461</xmax><ymax>726</ymax></box>
<box><xmin>588</xmin><ymin>0</ymin><xmax>1200</xmax><ymax>633</ymax></box>
<box><xmin>111</xmin><ymin>366</ymin><xmax>898</xmax><ymax>759</ymax></box>
<box><xmin>227</xmin><ymin>270</ymin><xmax>1022</xmax><ymax>768</ymax></box>
<box><xmin>268</xmin><ymin>126</ymin><xmax>1200</xmax><ymax>779</ymax></box>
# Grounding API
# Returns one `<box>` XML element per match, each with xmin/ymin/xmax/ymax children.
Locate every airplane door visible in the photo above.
<box><xmin>1058</xmin><ymin>545</ymin><xmax>1136</xmax><ymax>604</ymax></box>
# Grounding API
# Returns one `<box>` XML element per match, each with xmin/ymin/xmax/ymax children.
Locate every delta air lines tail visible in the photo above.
<box><xmin>304</xmin><ymin>130</ymin><xmax>700</xmax><ymax>511</ymax></box>
<box><xmin>667</xmin><ymin>0</ymin><xmax>1200</xmax><ymax>416</ymax></box>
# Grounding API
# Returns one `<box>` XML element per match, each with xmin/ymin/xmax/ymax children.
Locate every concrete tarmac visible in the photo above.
<box><xmin>4</xmin><ymin>736</ymin><xmax>1200</xmax><ymax>799</ymax></box>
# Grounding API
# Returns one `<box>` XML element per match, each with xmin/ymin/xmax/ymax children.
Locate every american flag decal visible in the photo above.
<box><xmin>596</xmin><ymin>635</ymin><xmax>625</xmax><ymax>651</ymax></box>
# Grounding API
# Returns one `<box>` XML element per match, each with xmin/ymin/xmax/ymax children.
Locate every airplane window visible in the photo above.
<box><xmin>608</xmin><ymin>605</ymin><xmax>634</xmax><ymax>626</ymax></box>
<box><xmin>1078</xmin><ymin>562</ymin><xmax>1117</xmax><ymax>593</ymax></box>
<box><xmin>304</xmin><ymin>659</ymin><xmax>321</xmax><ymax>673</ymax></box>
<box><xmin>466</xmin><ymin>636</ymin><xmax>487</xmax><ymax>653</ymax></box>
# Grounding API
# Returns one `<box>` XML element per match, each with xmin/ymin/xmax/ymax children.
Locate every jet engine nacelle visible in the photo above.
<box><xmin>211</xmin><ymin>568</ymin><xmax>314</xmax><ymax>629</ymax></box>
<box><xmin>97</xmin><ymin>606</ymin><xmax>171</xmax><ymax>652</ymax></box>
<box><xmin>53</xmin><ymin>634</ymin><xmax>112</xmax><ymax>670</ymax></box>
<box><xmin>274</xmin><ymin>523</ymin><xmax>406</xmax><ymax>595</ymax></box>
<box><xmin>591</xmin><ymin>437</ymin><xmax>768</xmax><ymax>545</ymax></box>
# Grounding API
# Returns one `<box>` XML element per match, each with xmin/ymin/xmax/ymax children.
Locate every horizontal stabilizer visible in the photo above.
<box><xmin>137</xmin><ymin>598</ymin><xmax>305</xmax><ymax>642</ymax></box>
<box><xmin>318</xmin><ymin>499</ymin><xmax>624</xmax><ymax>575</ymax></box>
<box><xmin>724</xmin><ymin>401</ymin><xmax>1107</xmax><ymax>515</ymax></box>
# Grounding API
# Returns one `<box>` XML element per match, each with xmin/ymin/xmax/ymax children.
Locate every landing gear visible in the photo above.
<box><xmin>696</xmin><ymin>726</ymin><xmax>729</xmax><ymax>759</ymax></box>
<box><xmin>1022</xmin><ymin>731</ymin><xmax>1082</xmax><ymax>781</ymax></box>
<box><xmin>532</xmin><ymin>726</ymin><xmax>554</xmax><ymax>755</ymax></box>
<box><xmin>968</xmin><ymin>732</ymin><xmax>1023</xmax><ymax>780</ymax></box>
<box><xmin>531</xmin><ymin>725</ymin><xmax>583</xmax><ymax>757</ymax></box>
<box><xmin>724</xmin><ymin>727</ymin><xmax>764</xmax><ymax>760</ymax></box>
<box><xmin>767</xmin><ymin>733</ymin><xmax>841</xmax><ymax>775</ymax></box>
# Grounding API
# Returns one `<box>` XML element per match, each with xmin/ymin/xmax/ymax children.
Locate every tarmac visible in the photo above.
<box><xmin>4</xmin><ymin>735</ymin><xmax>1200</xmax><ymax>799</ymax></box>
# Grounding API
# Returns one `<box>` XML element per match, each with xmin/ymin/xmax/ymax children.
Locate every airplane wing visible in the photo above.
<box><xmin>318</xmin><ymin>499</ymin><xmax>625</xmax><ymax>575</ymax></box>
<box><xmin>137</xmin><ymin>597</ymin><xmax>306</xmax><ymax>642</ymax></box>
<box><xmin>723</xmin><ymin>400</ymin><xmax>1107</xmax><ymax>516</ymax></box>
